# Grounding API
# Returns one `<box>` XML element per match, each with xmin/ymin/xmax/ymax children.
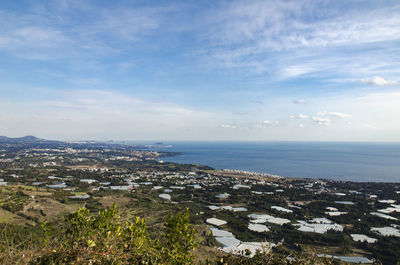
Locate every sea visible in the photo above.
<box><xmin>141</xmin><ymin>142</ymin><xmax>400</xmax><ymax>183</ymax></box>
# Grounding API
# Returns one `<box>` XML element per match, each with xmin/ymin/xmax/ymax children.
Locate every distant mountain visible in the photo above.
<box><xmin>0</xmin><ymin>135</ymin><xmax>61</xmax><ymax>144</ymax></box>
<box><xmin>0</xmin><ymin>136</ymin><xmax>150</xmax><ymax>149</ymax></box>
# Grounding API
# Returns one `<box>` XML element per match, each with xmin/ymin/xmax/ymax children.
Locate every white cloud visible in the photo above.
<box><xmin>312</xmin><ymin>116</ymin><xmax>331</xmax><ymax>126</ymax></box>
<box><xmin>219</xmin><ymin>124</ymin><xmax>236</xmax><ymax>129</ymax></box>
<box><xmin>362</xmin><ymin>76</ymin><xmax>398</xmax><ymax>86</ymax></box>
<box><xmin>293</xmin><ymin>99</ymin><xmax>307</xmax><ymax>104</ymax></box>
<box><xmin>317</xmin><ymin>111</ymin><xmax>351</xmax><ymax>118</ymax></box>
<box><xmin>263</xmin><ymin>120</ymin><xmax>273</xmax><ymax>125</ymax></box>
<box><xmin>263</xmin><ymin>120</ymin><xmax>279</xmax><ymax>125</ymax></box>
<box><xmin>290</xmin><ymin>113</ymin><xmax>308</xmax><ymax>119</ymax></box>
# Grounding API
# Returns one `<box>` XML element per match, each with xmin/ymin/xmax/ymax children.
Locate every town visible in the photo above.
<box><xmin>0</xmin><ymin>136</ymin><xmax>399</xmax><ymax>264</ymax></box>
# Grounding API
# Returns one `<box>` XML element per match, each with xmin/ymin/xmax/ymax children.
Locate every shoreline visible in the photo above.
<box><xmin>156</xmin><ymin>142</ymin><xmax>400</xmax><ymax>183</ymax></box>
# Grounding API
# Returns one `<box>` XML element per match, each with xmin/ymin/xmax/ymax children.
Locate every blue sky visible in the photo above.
<box><xmin>0</xmin><ymin>0</ymin><xmax>399</xmax><ymax>141</ymax></box>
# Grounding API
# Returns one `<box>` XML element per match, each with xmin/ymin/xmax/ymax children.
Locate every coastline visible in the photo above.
<box><xmin>155</xmin><ymin>141</ymin><xmax>400</xmax><ymax>183</ymax></box>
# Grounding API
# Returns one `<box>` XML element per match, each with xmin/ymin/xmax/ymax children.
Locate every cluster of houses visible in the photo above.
<box><xmin>195</xmin><ymin>177</ymin><xmax>399</xmax><ymax>263</ymax></box>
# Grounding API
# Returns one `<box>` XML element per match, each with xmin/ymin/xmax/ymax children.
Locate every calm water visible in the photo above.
<box><xmin>146</xmin><ymin>142</ymin><xmax>400</xmax><ymax>183</ymax></box>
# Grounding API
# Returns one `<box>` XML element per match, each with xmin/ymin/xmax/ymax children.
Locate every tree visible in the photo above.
<box><xmin>163</xmin><ymin>208</ymin><xmax>197</xmax><ymax>264</ymax></box>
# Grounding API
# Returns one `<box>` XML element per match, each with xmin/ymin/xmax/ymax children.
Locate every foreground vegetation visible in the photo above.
<box><xmin>0</xmin><ymin>204</ymin><xmax>342</xmax><ymax>265</ymax></box>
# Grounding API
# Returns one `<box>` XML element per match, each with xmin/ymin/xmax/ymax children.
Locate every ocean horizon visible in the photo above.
<box><xmin>137</xmin><ymin>141</ymin><xmax>400</xmax><ymax>183</ymax></box>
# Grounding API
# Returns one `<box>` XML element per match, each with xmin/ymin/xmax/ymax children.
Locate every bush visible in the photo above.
<box><xmin>34</xmin><ymin>204</ymin><xmax>197</xmax><ymax>265</ymax></box>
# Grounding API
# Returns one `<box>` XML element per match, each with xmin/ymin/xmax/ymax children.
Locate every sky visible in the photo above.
<box><xmin>0</xmin><ymin>0</ymin><xmax>400</xmax><ymax>141</ymax></box>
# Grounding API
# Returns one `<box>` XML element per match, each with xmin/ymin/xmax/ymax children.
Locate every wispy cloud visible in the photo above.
<box><xmin>202</xmin><ymin>0</ymin><xmax>400</xmax><ymax>80</ymax></box>
<box><xmin>208</xmin><ymin>1</ymin><xmax>400</xmax><ymax>51</ymax></box>
<box><xmin>43</xmin><ymin>89</ymin><xmax>198</xmax><ymax>117</ymax></box>
<box><xmin>282</xmin><ymin>65</ymin><xmax>316</xmax><ymax>78</ymax></box>
<box><xmin>1</xmin><ymin>89</ymin><xmax>224</xmax><ymax>139</ymax></box>
<box><xmin>0</xmin><ymin>3</ymin><xmax>172</xmax><ymax>61</ymax></box>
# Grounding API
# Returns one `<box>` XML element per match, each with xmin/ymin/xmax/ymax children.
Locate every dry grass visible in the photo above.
<box><xmin>22</xmin><ymin>197</ymin><xmax>82</xmax><ymax>221</ymax></box>
<box><xmin>0</xmin><ymin>208</ymin><xmax>22</xmax><ymax>223</ymax></box>
<box><xmin>97</xmin><ymin>195</ymin><xmax>132</xmax><ymax>208</ymax></box>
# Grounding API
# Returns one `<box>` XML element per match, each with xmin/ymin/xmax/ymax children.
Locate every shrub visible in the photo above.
<box><xmin>34</xmin><ymin>204</ymin><xmax>196</xmax><ymax>265</ymax></box>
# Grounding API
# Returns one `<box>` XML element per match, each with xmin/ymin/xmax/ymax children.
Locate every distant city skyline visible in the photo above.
<box><xmin>1</xmin><ymin>0</ymin><xmax>399</xmax><ymax>141</ymax></box>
